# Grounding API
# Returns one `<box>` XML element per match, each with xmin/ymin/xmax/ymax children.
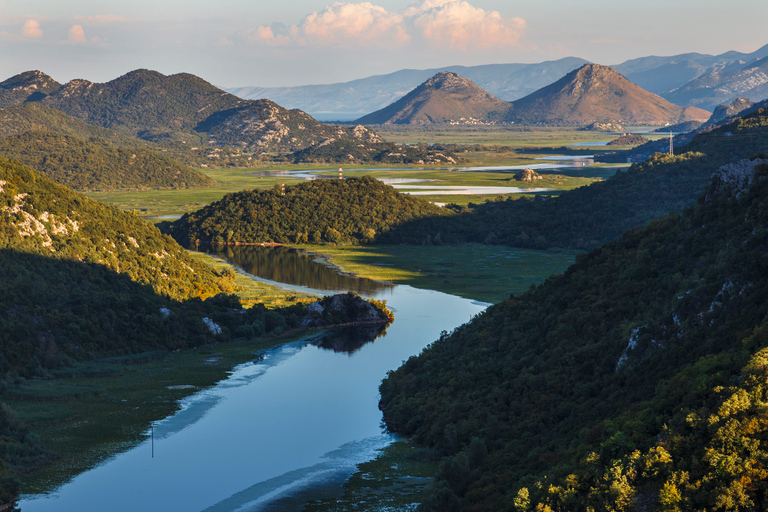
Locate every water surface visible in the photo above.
<box><xmin>20</xmin><ymin>248</ymin><xmax>486</xmax><ymax>512</ymax></box>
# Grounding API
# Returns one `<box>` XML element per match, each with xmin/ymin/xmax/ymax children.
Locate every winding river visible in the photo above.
<box><xmin>19</xmin><ymin>248</ymin><xmax>488</xmax><ymax>512</ymax></box>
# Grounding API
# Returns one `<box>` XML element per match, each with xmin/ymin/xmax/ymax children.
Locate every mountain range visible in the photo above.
<box><xmin>227</xmin><ymin>45</ymin><xmax>768</xmax><ymax>117</ymax></box>
<box><xmin>356</xmin><ymin>65</ymin><xmax>710</xmax><ymax>127</ymax></box>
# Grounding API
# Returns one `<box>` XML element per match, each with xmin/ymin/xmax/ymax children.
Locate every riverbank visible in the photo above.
<box><xmin>297</xmin><ymin>243</ymin><xmax>579</xmax><ymax>304</ymax></box>
<box><xmin>12</xmin><ymin>330</ymin><xmax>316</xmax><ymax>496</ymax></box>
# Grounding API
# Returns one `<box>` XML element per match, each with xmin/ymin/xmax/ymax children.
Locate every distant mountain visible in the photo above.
<box><xmin>354</xmin><ymin>72</ymin><xmax>511</xmax><ymax>125</ymax></box>
<box><xmin>707</xmin><ymin>97</ymin><xmax>756</xmax><ymax>125</ymax></box>
<box><xmin>0</xmin><ymin>70</ymin><xmax>60</xmax><ymax>108</ymax></box>
<box><xmin>662</xmin><ymin>56</ymin><xmax>768</xmax><ymax>111</ymax></box>
<box><xmin>38</xmin><ymin>69</ymin><xmax>379</xmax><ymax>153</ymax></box>
<box><xmin>613</xmin><ymin>43</ymin><xmax>768</xmax><ymax>94</ymax></box>
<box><xmin>0</xmin><ymin>131</ymin><xmax>215</xmax><ymax>190</ymax></box>
<box><xmin>227</xmin><ymin>58</ymin><xmax>588</xmax><ymax>117</ymax></box>
<box><xmin>503</xmin><ymin>64</ymin><xmax>711</xmax><ymax>126</ymax></box>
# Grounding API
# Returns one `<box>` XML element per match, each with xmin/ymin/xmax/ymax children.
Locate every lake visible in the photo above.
<box><xmin>19</xmin><ymin>247</ymin><xmax>488</xmax><ymax>512</ymax></box>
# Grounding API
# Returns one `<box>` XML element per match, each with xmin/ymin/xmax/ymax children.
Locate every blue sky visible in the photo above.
<box><xmin>2</xmin><ymin>0</ymin><xmax>766</xmax><ymax>87</ymax></box>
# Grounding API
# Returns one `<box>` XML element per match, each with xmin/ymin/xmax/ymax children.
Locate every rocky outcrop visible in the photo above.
<box><xmin>299</xmin><ymin>292</ymin><xmax>393</xmax><ymax>328</ymax></box>
<box><xmin>512</xmin><ymin>168</ymin><xmax>543</xmax><ymax>181</ymax></box>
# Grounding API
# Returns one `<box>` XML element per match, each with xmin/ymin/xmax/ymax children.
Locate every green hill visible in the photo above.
<box><xmin>0</xmin><ymin>71</ymin><xmax>60</xmax><ymax>108</ymax></box>
<box><xmin>379</xmin><ymin>108</ymin><xmax>768</xmax><ymax>249</ymax></box>
<box><xmin>0</xmin><ymin>131</ymin><xmax>215</xmax><ymax>190</ymax></box>
<box><xmin>38</xmin><ymin>69</ymin><xmax>384</xmax><ymax>154</ymax></box>
<box><xmin>379</xmin><ymin>157</ymin><xmax>768</xmax><ymax>511</ymax></box>
<box><xmin>167</xmin><ymin>176</ymin><xmax>450</xmax><ymax>245</ymax></box>
<box><xmin>0</xmin><ymin>102</ymin><xmax>147</xmax><ymax>145</ymax></box>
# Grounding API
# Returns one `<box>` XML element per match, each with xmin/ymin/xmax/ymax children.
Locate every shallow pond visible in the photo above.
<box><xmin>19</xmin><ymin>248</ymin><xmax>487</xmax><ymax>512</ymax></box>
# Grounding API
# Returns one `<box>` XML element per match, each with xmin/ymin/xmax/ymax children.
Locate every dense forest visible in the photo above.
<box><xmin>0</xmin><ymin>131</ymin><xmax>215</xmax><ymax>190</ymax></box>
<box><xmin>379</xmin><ymin>109</ymin><xmax>768</xmax><ymax>250</ymax></box>
<box><xmin>379</xmin><ymin>157</ymin><xmax>768</xmax><ymax>511</ymax></box>
<box><xmin>290</xmin><ymin>139</ymin><xmax>464</xmax><ymax>165</ymax></box>
<box><xmin>167</xmin><ymin>176</ymin><xmax>450</xmax><ymax>245</ymax></box>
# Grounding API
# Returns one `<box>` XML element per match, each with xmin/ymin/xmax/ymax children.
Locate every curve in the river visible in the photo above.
<box><xmin>19</xmin><ymin>248</ymin><xmax>488</xmax><ymax>512</ymax></box>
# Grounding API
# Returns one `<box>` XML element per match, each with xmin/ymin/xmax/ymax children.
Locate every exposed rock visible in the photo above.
<box><xmin>299</xmin><ymin>292</ymin><xmax>393</xmax><ymax>328</ymax></box>
<box><xmin>512</xmin><ymin>168</ymin><xmax>543</xmax><ymax>181</ymax></box>
<box><xmin>581</xmin><ymin>121</ymin><xmax>624</xmax><ymax>132</ymax></box>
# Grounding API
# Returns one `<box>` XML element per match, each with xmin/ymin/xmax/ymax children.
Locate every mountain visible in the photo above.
<box><xmin>226</xmin><ymin>58</ymin><xmax>589</xmax><ymax>118</ymax></box>
<box><xmin>38</xmin><ymin>69</ymin><xmax>380</xmax><ymax>153</ymax></box>
<box><xmin>379</xmin><ymin>155</ymin><xmax>768</xmax><ymax>511</ymax></box>
<box><xmin>167</xmin><ymin>176</ymin><xmax>450</xmax><ymax>246</ymax></box>
<box><xmin>379</xmin><ymin>107</ymin><xmax>768</xmax><ymax>249</ymax></box>
<box><xmin>353</xmin><ymin>72</ymin><xmax>511</xmax><ymax>125</ymax></box>
<box><xmin>613</xmin><ymin>43</ymin><xmax>768</xmax><ymax>94</ymax></box>
<box><xmin>0</xmin><ymin>71</ymin><xmax>61</xmax><ymax>108</ymax></box>
<box><xmin>503</xmin><ymin>64</ymin><xmax>711</xmax><ymax>126</ymax></box>
<box><xmin>707</xmin><ymin>97</ymin><xmax>756</xmax><ymax>125</ymax></box>
<box><xmin>663</xmin><ymin>56</ymin><xmax>768</xmax><ymax>111</ymax></box>
<box><xmin>0</xmin><ymin>131</ymin><xmax>215</xmax><ymax>190</ymax></box>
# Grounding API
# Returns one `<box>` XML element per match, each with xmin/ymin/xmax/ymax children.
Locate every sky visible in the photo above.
<box><xmin>1</xmin><ymin>0</ymin><xmax>767</xmax><ymax>88</ymax></box>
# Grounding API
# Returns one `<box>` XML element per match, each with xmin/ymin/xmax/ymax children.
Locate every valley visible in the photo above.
<box><xmin>1</xmin><ymin>46</ymin><xmax>768</xmax><ymax>512</ymax></box>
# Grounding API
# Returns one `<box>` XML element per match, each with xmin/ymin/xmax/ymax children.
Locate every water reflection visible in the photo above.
<box><xmin>202</xmin><ymin>245</ymin><xmax>393</xmax><ymax>295</ymax></box>
<box><xmin>311</xmin><ymin>324</ymin><xmax>389</xmax><ymax>355</ymax></box>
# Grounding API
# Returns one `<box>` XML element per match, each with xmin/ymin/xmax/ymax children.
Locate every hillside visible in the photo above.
<box><xmin>663</xmin><ymin>57</ymin><xmax>768</xmax><ymax>111</ymax></box>
<box><xmin>167</xmin><ymin>176</ymin><xmax>450</xmax><ymax>245</ymax></box>
<box><xmin>504</xmin><ymin>64</ymin><xmax>710</xmax><ymax>126</ymax></box>
<box><xmin>0</xmin><ymin>131</ymin><xmax>215</xmax><ymax>190</ymax></box>
<box><xmin>0</xmin><ymin>71</ymin><xmax>60</xmax><ymax>108</ymax></box>
<box><xmin>379</xmin><ymin>107</ymin><xmax>768</xmax><ymax>249</ymax></box>
<box><xmin>38</xmin><ymin>69</ymin><xmax>383</xmax><ymax>154</ymax></box>
<box><xmin>379</xmin><ymin>157</ymin><xmax>768</xmax><ymax>511</ymax></box>
<box><xmin>354</xmin><ymin>72</ymin><xmax>511</xmax><ymax>125</ymax></box>
<box><xmin>614</xmin><ymin>43</ymin><xmax>768</xmax><ymax>95</ymax></box>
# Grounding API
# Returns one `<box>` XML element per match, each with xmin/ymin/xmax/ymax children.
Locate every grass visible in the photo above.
<box><xmin>187</xmin><ymin>251</ymin><xmax>317</xmax><ymax>308</ymax></box>
<box><xmin>303</xmin><ymin>441</ymin><xmax>439</xmax><ymax>512</ymax></box>
<box><xmin>82</xmin><ymin>126</ymin><xmax>632</xmax><ymax>216</ymax></box>
<box><xmin>298</xmin><ymin>244</ymin><xmax>579</xmax><ymax>304</ymax></box>
<box><xmin>11</xmin><ymin>331</ymin><xmax>312</xmax><ymax>495</ymax></box>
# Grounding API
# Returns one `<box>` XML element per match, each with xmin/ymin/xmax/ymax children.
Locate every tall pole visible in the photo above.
<box><xmin>338</xmin><ymin>165</ymin><xmax>342</xmax><ymax>180</ymax></box>
<box><xmin>151</xmin><ymin>422</ymin><xmax>154</xmax><ymax>458</ymax></box>
<box><xmin>669</xmin><ymin>130</ymin><xmax>673</xmax><ymax>156</ymax></box>
<box><xmin>281</xmin><ymin>180</ymin><xmax>285</xmax><ymax>195</ymax></box>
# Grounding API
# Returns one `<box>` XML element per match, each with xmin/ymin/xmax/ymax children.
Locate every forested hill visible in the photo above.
<box><xmin>37</xmin><ymin>68</ymin><xmax>384</xmax><ymax>154</ymax></box>
<box><xmin>380</xmin><ymin>108</ymin><xmax>768</xmax><ymax>249</ymax></box>
<box><xmin>167</xmin><ymin>176</ymin><xmax>450</xmax><ymax>245</ymax></box>
<box><xmin>379</xmin><ymin>157</ymin><xmax>768</xmax><ymax>511</ymax></box>
<box><xmin>0</xmin><ymin>131</ymin><xmax>215</xmax><ymax>190</ymax></box>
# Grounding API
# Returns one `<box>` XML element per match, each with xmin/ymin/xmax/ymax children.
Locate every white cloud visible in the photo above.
<box><xmin>22</xmin><ymin>19</ymin><xmax>43</xmax><ymax>38</ymax></box>
<box><xmin>301</xmin><ymin>2</ymin><xmax>409</xmax><ymax>47</ymax></box>
<box><xmin>68</xmin><ymin>25</ymin><xmax>87</xmax><ymax>43</ymax></box>
<box><xmin>407</xmin><ymin>0</ymin><xmax>526</xmax><ymax>51</ymax></box>
<box><xmin>246</xmin><ymin>0</ymin><xmax>523</xmax><ymax>52</ymax></box>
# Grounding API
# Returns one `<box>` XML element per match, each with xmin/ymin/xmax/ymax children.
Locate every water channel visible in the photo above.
<box><xmin>19</xmin><ymin>247</ymin><xmax>489</xmax><ymax>512</ymax></box>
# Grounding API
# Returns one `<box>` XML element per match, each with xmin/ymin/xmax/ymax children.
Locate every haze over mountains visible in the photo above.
<box><xmin>228</xmin><ymin>44</ymin><xmax>768</xmax><ymax>118</ymax></box>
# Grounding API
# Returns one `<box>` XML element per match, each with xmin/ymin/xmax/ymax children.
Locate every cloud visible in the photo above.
<box><xmin>246</xmin><ymin>0</ymin><xmax>523</xmax><ymax>52</ymax></box>
<box><xmin>68</xmin><ymin>24</ymin><xmax>87</xmax><ymax>43</ymax></box>
<box><xmin>22</xmin><ymin>19</ymin><xmax>43</xmax><ymax>38</ymax></box>
<box><xmin>406</xmin><ymin>0</ymin><xmax>526</xmax><ymax>51</ymax></box>
<box><xmin>300</xmin><ymin>2</ymin><xmax>409</xmax><ymax>47</ymax></box>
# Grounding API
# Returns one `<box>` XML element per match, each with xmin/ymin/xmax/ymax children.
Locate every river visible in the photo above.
<box><xmin>19</xmin><ymin>247</ymin><xmax>488</xmax><ymax>512</ymax></box>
